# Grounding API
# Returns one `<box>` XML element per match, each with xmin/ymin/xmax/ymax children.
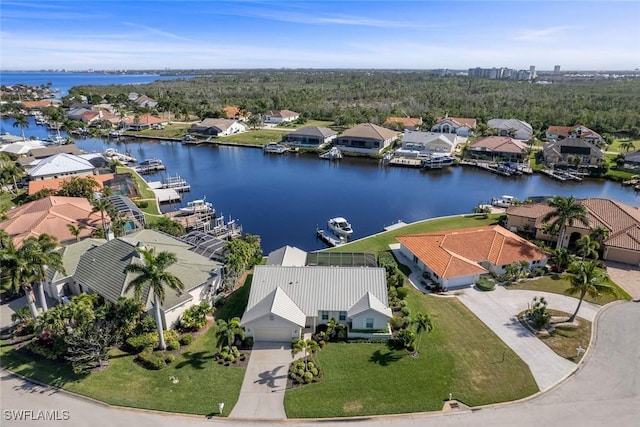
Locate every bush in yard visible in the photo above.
<box><xmin>165</xmin><ymin>354</ymin><xmax>175</xmax><ymax>364</ymax></box>
<box><xmin>167</xmin><ymin>340</ymin><xmax>180</xmax><ymax>351</ymax></box>
<box><xmin>396</xmin><ymin>329</ymin><xmax>417</xmax><ymax>351</ymax></box>
<box><xmin>134</xmin><ymin>316</ymin><xmax>157</xmax><ymax>335</ymax></box>
<box><xmin>289</xmin><ymin>359</ymin><xmax>321</xmax><ymax>385</ymax></box>
<box><xmin>476</xmin><ymin>276</ymin><xmax>496</xmax><ymax>291</ymax></box>
<box><xmin>179</xmin><ymin>333</ymin><xmax>193</xmax><ymax>346</ymax></box>
<box><xmin>242</xmin><ymin>336</ymin><xmax>254</xmax><ymax>348</ymax></box>
<box><xmin>390</xmin><ymin>315</ymin><xmax>406</xmax><ymax>331</ymax></box>
<box><xmin>126</xmin><ymin>332</ymin><xmax>159</xmax><ymax>352</ymax></box>
<box><xmin>180</xmin><ymin>301</ymin><xmax>213</xmax><ymax>331</ymax></box>
<box><xmin>401</xmin><ymin>306</ymin><xmax>411</xmax><ymax>317</ymax></box>
<box><xmin>135</xmin><ymin>348</ymin><xmax>167</xmax><ymax>370</ymax></box>
<box><xmin>396</xmin><ymin>286</ymin><xmax>409</xmax><ymax>300</ymax></box>
<box><xmin>526</xmin><ymin>296</ymin><xmax>550</xmax><ymax>329</ymax></box>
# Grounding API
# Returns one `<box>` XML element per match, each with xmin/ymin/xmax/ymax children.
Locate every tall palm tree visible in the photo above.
<box><xmin>414</xmin><ymin>312</ymin><xmax>433</xmax><ymax>354</ymax></box>
<box><xmin>215</xmin><ymin>317</ymin><xmax>245</xmax><ymax>349</ymax></box>
<box><xmin>124</xmin><ymin>247</ymin><xmax>184</xmax><ymax>350</ymax></box>
<box><xmin>91</xmin><ymin>198</ymin><xmax>113</xmax><ymax>233</ymax></box>
<box><xmin>292</xmin><ymin>338</ymin><xmax>320</xmax><ymax>370</ymax></box>
<box><xmin>67</xmin><ymin>223</ymin><xmax>87</xmax><ymax>242</ymax></box>
<box><xmin>0</xmin><ymin>162</ymin><xmax>23</xmax><ymax>194</ymax></box>
<box><xmin>1</xmin><ymin>236</ymin><xmax>41</xmax><ymax>318</ymax></box>
<box><xmin>550</xmin><ymin>247</ymin><xmax>573</xmax><ymax>273</ymax></box>
<box><xmin>619</xmin><ymin>140</ymin><xmax>635</xmax><ymax>153</ymax></box>
<box><xmin>542</xmin><ymin>196</ymin><xmax>589</xmax><ymax>249</ymax></box>
<box><xmin>24</xmin><ymin>234</ymin><xmax>65</xmax><ymax>313</ymax></box>
<box><xmin>589</xmin><ymin>226</ymin><xmax>610</xmax><ymax>258</ymax></box>
<box><xmin>575</xmin><ymin>235</ymin><xmax>600</xmax><ymax>261</ymax></box>
<box><xmin>564</xmin><ymin>261</ymin><xmax>616</xmax><ymax>322</ymax></box>
<box><xmin>12</xmin><ymin>113</ymin><xmax>29</xmax><ymax>140</ymax></box>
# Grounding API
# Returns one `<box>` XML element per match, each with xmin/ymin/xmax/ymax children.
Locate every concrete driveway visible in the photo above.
<box><xmin>456</xmin><ymin>286</ymin><xmax>600</xmax><ymax>391</ymax></box>
<box><xmin>228</xmin><ymin>341</ymin><xmax>292</xmax><ymax>419</ymax></box>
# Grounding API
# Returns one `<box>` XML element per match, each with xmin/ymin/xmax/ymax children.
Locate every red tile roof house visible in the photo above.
<box><xmin>506</xmin><ymin>198</ymin><xmax>640</xmax><ymax>265</ymax></box>
<box><xmin>264</xmin><ymin>109</ymin><xmax>300</xmax><ymax>124</ymax></box>
<box><xmin>122</xmin><ymin>114</ymin><xmax>169</xmax><ymax>130</ymax></box>
<box><xmin>335</xmin><ymin>123</ymin><xmax>400</xmax><ymax>155</ymax></box>
<box><xmin>470</xmin><ymin>136</ymin><xmax>529</xmax><ymax>161</ymax></box>
<box><xmin>397</xmin><ymin>225</ymin><xmax>548</xmax><ymax>289</ymax></box>
<box><xmin>384</xmin><ymin>117</ymin><xmax>423</xmax><ymax>130</ymax></box>
<box><xmin>431</xmin><ymin>116</ymin><xmax>477</xmax><ymax>137</ymax></box>
<box><xmin>545</xmin><ymin>125</ymin><xmax>603</xmax><ymax>145</ymax></box>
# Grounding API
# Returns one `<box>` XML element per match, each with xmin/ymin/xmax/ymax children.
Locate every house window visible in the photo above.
<box><xmin>339</xmin><ymin>311</ymin><xmax>346</xmax><ymax>321</ymax></box>
<box><xmin>269</xmin><ymin>315</ymin><xmax>274</xmax><ymax>321</ymax></box>
<box><xmin>365</xmin><ymin>318</ymin><xmax>374</xmax><ymax>329</ymax></box>
<box><xmin>412</xmin><ymin>255</ymin><xmax>418</xmax><ymax>263</ymax></box>
<box><xmin>321</xmin><ymin>311</ymin><xmax>329</xmax><ymax>321</ymax></box>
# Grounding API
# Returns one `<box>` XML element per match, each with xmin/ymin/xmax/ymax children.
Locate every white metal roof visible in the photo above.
<box><xmin>347</xmin><ymin>292</ymin><xmax>392</xmax><ymax>318</ymax></box>
<box><xmin>241</xmin><ymin>287</ymin><xmax>306</xmax><ymax>326</ymax></box>
<box><xmin>28</xmin><ymin>153</ymin><xmax>94</xmax><ymax>177</ymax></box>
<box><xmin>265</xmin><ymin>245</ymin><xmax>308</xmax><ymax>266</ymax></box>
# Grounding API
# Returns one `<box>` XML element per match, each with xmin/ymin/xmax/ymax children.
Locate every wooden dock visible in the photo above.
<box><xmin>460</xmin><ymin>160</ymin><xmax>532</xmax><ymax>177</ymax></box>
<box><xmin>316</xmin><ymin>228</ymin><xmax>345</xmax><ymax>247</ymax></box>
<box><xmin>541</xmin><ymin>169</ymin><xmax>583</xmax><ymax>182</ymax></box>
<box><xmin>387</xmin><ymin>157</ymin><xmax>423</xmax><ymax>168</ymax></box>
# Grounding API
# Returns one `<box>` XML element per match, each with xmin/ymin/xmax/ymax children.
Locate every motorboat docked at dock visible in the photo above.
<box><xmin>179</xmin><ymin>198</ymin><xmax>214</xmax><ymax>215</ymax></box>
<box><xmin>319</xmin><ymin>146</ymin><xmax>343</xmax><ymax>160</ymax></box>
<box><xmin>327</xmin><ymin>217</ymin><xmax>353</xmax><ymax>237</ymax></box>
<box><xmin>491</xmin><ymin>195</ymin><xmax>518</xmax><ymax>208</ymax></box>
<box><xmin>263</xmin><ymin>143</ymin><xmax>288</xmax><ymax>154</ymax></box>
<box><xmin>103</xmin><ymin>148</ymin><xmax>137</xmax><ymax>163</ymax></box>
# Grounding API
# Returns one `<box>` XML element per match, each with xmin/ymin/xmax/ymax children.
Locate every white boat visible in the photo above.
<box><xmin>422</xmin><ymin>155</ymin><xmax>455</xmax><ymax>169</ymax></box>
<box><xmin>179</xmin><ymin>198</ymin><xmax>213</xmax><ymax>215</ymax></box>
<box><xmin>139</xmin><ymin>158</ymin><xmax>164</xmax><ymax>167</ymax></box>
<box><xmin>103</xmin><ymin>148</ymin><xmax>137</xmax><ymax>163</ymax></box>
<box><xmin>327</xmin><ymin>217</ymin><xmax>353</xmax><ymax>237</ymax></box>
<box><xmin>319</xmin><ymin>147</ymin><xmax>343</xmax><ymax>160</ymax></box>
<box><xmin>491</xmin><ymin>195</ymin><xmax>517</xmax><ymax>208</ymax></box>
<box><xmin>263</xmin><ymin>143</ymin><xmax>288</xmax><ymax>154</ymax></box>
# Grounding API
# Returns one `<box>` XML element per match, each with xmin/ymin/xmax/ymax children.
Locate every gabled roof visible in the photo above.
<box><xmin>286</xmin><ymin>126</ymin><xmax>337</xmax><ymax>138</ymax></box>
<box><xmin>265</xmin><ymin>245</ymin><xmax>308</xmax><ymax>266</ymax></box>
<box><xmin>347</xmin><ymin>292</ymin><xmax>392</xmax><ymax>318</ymax></box>
<box><xmin>435</xmin><ymin>116</ymin><xmax>477</xmax><ymax>128</ymax></box>
<box><xmin>402</xmin><ymin>130</ymin><xmax>456</xmax><ymax>146</ymax></box>
<box><xmin>385</xmin><ymin>117</ymin><xmax>423</xmax><ymax>127</ymax></box>
<box><xmin>28</xmin><ymin>173</ymin><xmax>114</xmax><ymax>196</ymax></box>
<box><xmin>122</xmin><ymin>114</ymin><xmax>166</xmax><ymax>126</ymax></box>
<box><xmin>0</xmin><ymin>196</ymin><xmax>104</xmax><ymax>247</ymax></box>
<box><xmin>543</xmin><ymin>137</ymin><xmax>604</xmax><ymax>159</ymax></box>
<box><xmin>27</xmin><ymin>153</ymin><xmax>94</xmax><ymax>178</ymax></box>
<box><xmin>49</xmin><ymin>238</ymin><xmax>106</xmax><ymax>282</ymax></box>
<box><xmin>546</xmin><ymin>125</ymin><xmax>601</xmax><ymax>140</ymax></box>
<box><xmin>21</xmin><ymin>100</ymin><xmax>54</xmax><ymax>109</ymax></box>
<box><xmin>245</xmin><ymin>265</ymin><xmax>389</xmax><ymax>318</ymax></box>
<box><xmin>241</xmin><ymin>287</ymin><xmax>306</xmax><ymax>326</ymax></box>
<box><xmin>397</xmin><ymin>226</ymin><xmax>547</xmax><ymax>279</ymax></box>
<box><xmin>194</xmin><ymin>118</ymin><xmax>240</xmax><ymax>132</ymax></box>
<box><xmin>471</xmin><ymin>136</ymin><xmax>528</xmax><ymax>153</ymax></box>
<box><xmin>1</xmin><ymin>140</ymin><xmax>46</xmax><ymax>155</ymax></box>
<box><xmin>265</xmin><ymin>109</ymin><xmax>299</xmax><ymax>118</ymax></box>
<box><xmin>624</xmin><ymin>149</ymin><xmax>640</xmax><ymax>163</ymax></box>
<box><xmin>339</xmin><ymin>123</ymin><xmax>399</xmax><ymax>141</ymax></box>
<box><xmin>487</xmin><ymin>118</ymin><xmax>532</xmax><ymax>132</ymax></box>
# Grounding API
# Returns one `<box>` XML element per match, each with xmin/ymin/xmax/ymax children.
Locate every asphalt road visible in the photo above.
<box><xmin>2</xmin><ymin>302</ymin><xmax>639</xmax><ymax>427</ymax></box>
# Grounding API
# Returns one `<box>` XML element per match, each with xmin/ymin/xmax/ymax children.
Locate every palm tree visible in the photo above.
<box><xmin>67</xmin><ymin>223</ymin><xmax>87</xmax><ymax>242</ymax></box>
<box><xmin>91</xmin><ymin>198</ymin><xmax>113</xmax><ymax>233</ymax></box>
<box><xmin>414</xmin><ymin>312</ymin><xmax>433</xmax><ymax>354</ymax></box>
<box><xmin>542</xmin><ymin>196</ymin><xmax>589</xmax><ymax>249</ymax></box>
<box><xmin>564</xmin><ymin>261</ymin><xmax>616</xmax><ymax>322</ymax></box>
<box><xmin>619</xmin><ymin>140</ymin><xmax>635</xmax><ymax>153</ymax></box>
<box><xmin>550</xmin><ymin>247</ymin><xmax>573</xmax><ymax>273</ymax></box>
<box><xmin>124</xmin><ymin>247</ymin><xmax>184</xmax><ymax>350</ymax></box>
<box><xmin>12</xmin><ymin>113</ymin><xmax>29</xmax><ymax>140</ymax></box>
<box><xmin>517</xmin><ymin>260</ymin><xmax>531</xmax><ymax>278</ymax></box>
<box><xmin>1</xmin><ymin>236</ymin><xmax>41</xmax><ymax>318</ymax></box>
<box><xmin>25</xmin><ymin>234</ymin><xmax>65</xmax><ymax>313</ymax></box>
<box><xmin>325</xmin><ymin>317</ymin><xmax>346</xmax><ymax>341</ymax></box>
<box><xmin>575</xmin><ymin>235</ymin><xmax>600</xmax><ymax>261</ymax></box>
<box><xmin>0</xmin><ymin>161</ymin><xmax>23</xmax><ymax>194</ymax></box>
<box><xmin>589</xmin><ymin>226</ymin><xmax>610</xmax><ymax>258</ymax></box>
<box><xmin>215</xmin><ymin>317</ymin><xmax>245</xmax><ymax>349</ymax></box>
<box><xmin>292</xmin><ymin>338</ymin><xmax>320</xmax><ymax>370</ymax></box>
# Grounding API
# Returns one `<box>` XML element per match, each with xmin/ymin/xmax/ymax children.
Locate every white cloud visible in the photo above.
<box><xmin>513</xmin><ymin>26</ymin><xmax>575</xmax><ymax>41</ymax></box>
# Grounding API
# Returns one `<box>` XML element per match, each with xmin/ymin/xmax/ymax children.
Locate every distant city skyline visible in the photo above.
<box><xmin>1</xmin><ymin>1</ymin><xmax>639</xmax><ymax>71</ymax></box>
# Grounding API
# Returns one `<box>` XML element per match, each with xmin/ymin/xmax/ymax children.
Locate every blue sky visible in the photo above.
<box><xmin>1</xmin><ymin>1</ymin><xmax>639</xmax><ymax>71</ymax></box>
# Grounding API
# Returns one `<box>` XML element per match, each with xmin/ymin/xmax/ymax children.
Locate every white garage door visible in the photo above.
<box><xmin>253</xmin><ymin>328</ymin><xmax>291</xmax><ymax>342</ymax></box>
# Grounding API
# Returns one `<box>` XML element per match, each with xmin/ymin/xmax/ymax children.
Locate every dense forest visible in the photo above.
<box><xmin>68</xmin><ymin>70</ymin><xmax>640</xmax><ymax>136</ymax></box>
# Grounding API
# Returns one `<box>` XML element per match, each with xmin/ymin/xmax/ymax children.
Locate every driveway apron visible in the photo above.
<box><xmin>229</xmin><ymin>341</ymin><xmax>292</xmax><ymax>419</ymax></box>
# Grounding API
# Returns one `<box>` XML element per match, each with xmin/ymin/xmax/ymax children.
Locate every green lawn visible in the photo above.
<box><xmin>128</xmin><ymin>123</ymin><xmax>192</xmax><ymax>139</ymax></box>
<box><xmin>218</xmin><ymin>129</ymin><xmax>291</xmax><ymax>145</ymax></box>
<box><xmin>284</xmin><ymin>288</ymin><xmax>538</xmax><ymax>418</ymax></box>
<box><xmin>606</xmin><ymin>138</ymin><xmax>639</xmax><ymax>154</ymax></box>
<box><xmin>215</xmin><ymin>274</ymin><xmax>252</xmax><ymax>321</ymax></box>
<box><xmin>0</xmin><ymin>324</ymin><xmax>244</xmax><ymax>416</ymax></box>
<box><xmin>504</xmin><ymin>274</ymin><xmax>631</xmax><ymax>304</ymax></box>
<box><xmin>328</xmin><ymin>214</ymin><xmax>499</xmax><ymax>255</ymax></box>
<box><xmin>273</xmin><ymin>120</ymin><xmax>335</xmax><ymax>130</ymax></box>
<box><xmin>0</xmin><ymin>190</ymin><xmax>19</xmax><ymax>212</ymax></box>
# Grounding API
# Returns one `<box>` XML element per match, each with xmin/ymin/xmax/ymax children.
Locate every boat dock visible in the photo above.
<box><xmin>162</xmin><ymin>175</ymin><xmax>191</xmax><ymax>192</ymax></box>
<box><xmin>459</xmin><ymin>160</ymin><xmax>532</xmax><ymax>177</ymax></box>
<box><xmin>387</xmin><ymin>157</ymin><xmax>423</xmax><ymax>168</ymax></box>
<box><xmin>152</xmin><ymin>188</ymin><xmax>181</xmax><ymax>203</ymax></box>
<box><xmin>316</xmin><ymin>228</ymin><xmax>345</xmax><ymax>247</ymax></box>
<box><xmin>383</xmin><ymin>220</ymin><xmax>408</xmax><ymax>232</ymax></box>
<box><xmin>541</xmin><ymin>169</ymin><xmax>583</xmax><ymax>182</ymax></box>
<box><xmin>134</xmin><ymin>163</ymin><xmax>166</xmax><ymax>174</ymax></box>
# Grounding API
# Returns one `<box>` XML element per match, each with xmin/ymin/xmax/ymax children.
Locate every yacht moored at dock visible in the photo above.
<box><xmin>491</xmin><ymin>195</ymin><xmax>517</xmax><ymax>208</ymax></box>
<box><xmin>162</xmin><ymin>174</ymin><xmax>191</xmax><ymax>192</ymax></box>
<box><xmin>263</xmin><ymin>143</ymin><xmax>288</xmax><ymax>154</ymax></box>
<box><xmin>103</xmin><ymin>148</ymin><xmax>137</xmax><ymax>163</ymax></box>
<box><xmin>327</xmin><ymin>217</ymin><xmax>353</xmax><ymax>238</ymax></box>
<box><xmin>135</xmin><ymin>158</ymin><xmax>166</xmax><ymax>174</ymax></box>
<box><xmin>179</xmin><ymin>198</ymin><xmax>213</xmax><ymax>215</ymax></box>
<box><xmin>319</xmin><ymin>147</ymin><xmax>343</xmax><ymax>160</ymax></box>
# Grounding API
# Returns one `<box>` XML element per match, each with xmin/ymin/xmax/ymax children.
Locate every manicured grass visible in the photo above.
<box><xmin>504</xmin><ymin>274</ymin><xmax>631</xmax><ymax>304</ymax></box>
<box><xmin>607</xmin><ymin>138</ymin><xmax>639</xmax><ymax>154</ymax></box>
<box><xmin>135</xmin><ymin>123</ymin><xmax>192</xmax><ymax>138</ymax></box>
<box><xmin>273</xmin><ymin>120</ymin><xmax>335</xmax><ymax>130</ymax></box>
<box><xmin>215</xmin><ymin>274</ymin><xmax>252</xmax><ymax>321</ymax></box>
<box><xmin>0</xmin><ymin>190</ymin><xmax>18</xmax><ymax>212</ymax></box>
<box><xmin>538</xmin><ymin>309</ymin><xmax>591</xmax><ymax>363</ymax></box>
<box><xmin>284</xmin><ymin>288</ymin><xmax>538</xmax><ymax>418</ymax></box>
<box><xmin>328</xmin><ymin>214</ymin><xmax>499</xmax><ymax>255</ymax></box>
<box><xmin>219</xmin><ymin>129</ymin><xmax>292</xmax><ymax>145</ymax></box>
<box><xmin>0</xmin><ymin>325</ymin><xmax>244</xmax><ymax>416</ymax></box>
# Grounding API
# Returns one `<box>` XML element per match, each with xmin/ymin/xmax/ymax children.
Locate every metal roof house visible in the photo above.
<box><xmin>241</xmin><ymin>265</ymin><xmax>391</xmax><ymax>342</ymax></box>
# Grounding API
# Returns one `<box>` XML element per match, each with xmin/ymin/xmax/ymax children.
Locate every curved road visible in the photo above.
<box><xmin>2</xmin><ymin>302</ymin><xmax>639</xmax><ymax>427</ymax></box>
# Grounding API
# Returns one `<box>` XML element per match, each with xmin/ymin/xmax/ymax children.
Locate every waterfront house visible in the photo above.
<box><xmin>45</xmin><ymin>229</ymin><xmax>223</xmax><ymax>329</ymax></box>
<box><xmin>67</xmin><ymin>108</ymin><xmax>100</xmax><ymax>124</ymax></box>
<box><xmin>122</xmin><ymin>114</ymin><xmax>168</xmax><ymax>131</ymax></box>
<box><xmin>26</xmin><ymin>153</ymin><xmax>96</xmax><ymax>181</ymax></box>
<box><xmin>264</xmin><ymin>109</ymin><xmax>300</xmax><ymax>124</ymax></box>
<box><xmin>397</xmin><ymin>226</ymin><xmax>548</xmax><ymax>289</ymax></box>
<box><xmin>487</xmin><ymin>118</ymin><xmax>533</xmax><ymax>140</ymax></box>
<box><xmin>282</xmin><ymin>126</ymin><xmax>337</xmax><ymax>148</ymax></box>
<box><xmin>506</xmin><ymin>198</ymin><xmax>640</xmax><ymax>265</ymax></box>
<box><xmin>469</xmin><ymin>136</ymin><xmax>529</xmax><ymax>161</ymax></box>
<box><xmin>431</xmin><ymin>116</ymin><xmax>477</xmax><ymax>137</ymax></box>
<box><xmin>623</xmin><ymin>149</ymin><xmax>640</xmax><ymax>169</ymax></box>
<box><xmin>335</xmin><ymin>123</ymin><xmax>399</xmax><ymax>155</ymax></box>
<box><xmin>241</xmin><ymin>265</ymin><xmax>391</xmax><ymax>342</ymax></box>
<box><xmin>399</xmin><ymin>131</ymin><xmax>458</xmax><ymax>156</ymax></box>
<box><xmin>17</xmin><ymin>145</ymin><xmax>83</xmax><ymax>168</ymax></box>
<box><xmin>131</xmin><ymin>94</ymin><xmax>158</xmax><ymax>109</ymax></box>
<box><xmin>542</xmin><ymin>137</ymin><xmax>604</xmax><ymax>167</ymax></box>
<box><xmin>21</xmin><ymin>100</ymin><xmax>56</xmax><ymax>109</ymax></box>
<box><xmin>545</xmin><ymin>125</ymin><xmax>602</xmax><ymax>145</ymax></box>
<box><xmin>384</xmin><ymin>117</ymin><xmax>423</xmax><ymax>130</ymax></box>
<box><xmin>0</xmin><ymin>196</ymin><xmax>105</xmax><ymax>247</ymax></box>
<box><xmin>27</xmin><ymin>173</ymin><xmax>115</xmax><ymax>196</ymax></box>
<box><xmin>190</xmin><ymin>118</ymin><xmax>247</xmax><ymax>136</ymax></box>
<box><xmin>265</xmin><ymin>245</ymin><xmax>308</xmax><ymax>266</ymax></box>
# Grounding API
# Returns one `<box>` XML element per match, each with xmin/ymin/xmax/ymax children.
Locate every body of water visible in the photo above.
<box><xmin>0</xmin><ymin>71</ymin><xmax>193</xmax><ymax>97</ymax></box>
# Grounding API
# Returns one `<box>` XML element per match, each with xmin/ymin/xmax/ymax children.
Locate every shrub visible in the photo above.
<box><xmin>164</xmin><ymin>329</ymin><xmax>179</xmax><ymax>343</ymax></box>
<box><xmin>303</xmin><ymin>371</ymin><xmax>314</xmax><ymax>383</ymax></box>
<box><xmin>167</xmin><ymin>340</ymin><xmax>180</xmax><ymax>351</ymax></box>
<box><xmin>26</xmin><ymin>341</ymin><xmax>60</xmax><ymax>360</ymax></box>
<box><xmin>231</xmin><ymin>346</ymin><xmax>240</xmax><ymax>357</ymax></box>
<box><xmin>526</xmin><ymin>296</ymin><xmax>550</xmax><ymax>329</ymax></box>
<box><xmin>126</xmin><ymin>332</ymin><xmax>159</xmax><ymax>352</ymax></box>
<box><xmin>180</xmin><ymin>301</ymin><xmax>212</xmax><ymax>331</ymax></box>
<box><xmin>242</xmin><ymin>336</ymin><xmax>254</xmax><ymax>348</ymax></box>
<box><xmin>476</xmin><ymin>276</ymin><xmax>496</xmax><ymax>291</ymax></box>
<box><xmin>135</xmin><ymin>200</ymin><xmax>149</xmax><ymax>209</ymax></box>
<box><xmin>136</xmin><ymin>349</ymin><xmax>166</xmax><ymax>370</ymax></box>
<box><xmin>165</xmin><ymin>354</ymin><xmax>175</xmax><ymax>364</ymax></box>
<box><xmin>135</xmin><ymin>316</ymin><xmax>157</xmax><ymax>334</ymax></box>
<box><xmin>390</xmin><ymin>315</ymin><xmax>405</xmax><ymax>331</ymax></box>
<box><xmin>225</xmin><ymin>353</ymin><xmax>235</xmax><ymax>362</ymax></box>
<box><xmin>396</xmin><ymin>286</ymin><xmax>409</xmax><ymax>300</ymax></box>
<box><xmin>179</xmin><ymin>333</ymin><xmax>193</xmax><ymax>346</ymax></box>
<box><xmin>400</xmin><ymin>306</ymin><xmax>411</xmax><ymax>317</ymax></box>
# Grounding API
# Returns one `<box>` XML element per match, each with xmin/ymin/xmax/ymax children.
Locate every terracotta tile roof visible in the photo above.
<box><xmin>21</xmin><ymin>100</ymin><xmax>54</xmax><ymax>109</ymax></box>
<box><xmin>471</xmin><ymin>136</ymin><xmax>528</xmax><ymax>153</ymax></box>
<box><xmin>339</xmin><ymin>123</ymin><xmax>399</xmax><ymax>141</ymax></box>
<box><xmin>385</xmin><ymin>117</ymin><xmax>423</xmax><ymax>127</ymax></box>
<box><xmin>546</xmin><ymin>125</ymin><xmax>601</xmax><ymax>140</ymax></box>
<box><xmin>28</xmin><ymin>173</ymin><xmax>114</xmax><ymax>195</ymax></box>
<box><xmin>0</xmin><ymin>196</ymin><xmax>107</xmax><ymax>247</ymax></box>
<box><xmin>506</xmin><ymin>204</ymin><xmax>556</xmax><ymax>227</ymax></box>
<box><xmin>122</xmin><ymin>114</ymin><xmax>167</xmax><ymax>125</ymax></box>
<box><xmin>397</xmin><ymin>225</ymin><xmax>547</xmax><ymax>279</ymax></box>
<box><xmin>436</xmin><ymin>116</ymin><xmax>477</xmax><ymax>128</ymax></box>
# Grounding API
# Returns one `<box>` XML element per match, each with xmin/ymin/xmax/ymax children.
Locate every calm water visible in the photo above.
<box><xmin>0</xmin><ymin>71</ymin><xmax>193</xmax><ymax>96</ymax></box>
<box><xmin>2</xmin><ymin>72</ymin><xmax>638</xmax><ymax>253</ymax></box>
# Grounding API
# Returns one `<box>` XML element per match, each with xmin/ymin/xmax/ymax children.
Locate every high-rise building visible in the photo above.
<box><xmin>554</xmin><ymin>65</ymin><xmax>561</xmax><ymax>74</ymax></box>
<box><xmin>529</xmin><ymin>65</ymin><xmax>536</xmax><ymax>80</ymax></box>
